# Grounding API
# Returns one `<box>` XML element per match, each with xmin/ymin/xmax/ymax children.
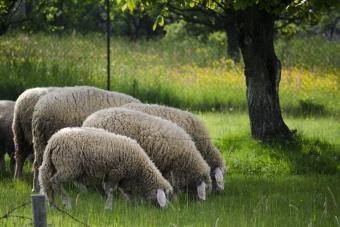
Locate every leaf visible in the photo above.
<box><xmin>127</xmin><ymin>0</ymin><xmax>135</xmax><ymax>12</ymax></box>
<box><xmin>121</xmin><ymin>3</ymin><xmax>128</xmax><ymax>11</ymax></box>
<box><xmin>158</xmin><ymin>16</ymin><xmax>164</xmax><ymax>26</ymax></box>
<box><xmin>152</xmin><ymin>21</ymin><xmax>157</xmax><ymax>31</ymax></box>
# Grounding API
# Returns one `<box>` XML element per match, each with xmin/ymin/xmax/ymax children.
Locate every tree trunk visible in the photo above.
<box><xmin>225</xmin><ymin>21</ymin><xmax>240</xmax><ymax>62</ymax></box>
<box><xmin>236</xmin><ymin>7</ymin><xmax>292</xmax><ymax>140</ymax></box>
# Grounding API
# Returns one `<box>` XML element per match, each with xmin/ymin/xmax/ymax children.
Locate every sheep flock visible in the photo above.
<box><xmin>0</xmin><ymin>86</ymin><xmax>226</xmax><ymax>209</ymax></box>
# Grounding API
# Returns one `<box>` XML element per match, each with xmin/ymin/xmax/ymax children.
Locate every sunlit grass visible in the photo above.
<box><xmin>0</xmin><ymin>33</ymin><xmax>339</xmax><ymax>116</ymax></box>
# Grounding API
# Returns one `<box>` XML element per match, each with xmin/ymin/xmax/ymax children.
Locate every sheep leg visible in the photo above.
<box><xmin>118</xmin><ymin>187</ymin><xmax>131</xmax><ymax>202</ymax></box>
<box><xmin>74</xmin><ymin>182</ymin><xmax>88</xmax><ymax>193</ymax></box>
<box><xmin>32</xmin><ymin>167</ymin><xmax>40</xmax><ymax>193</ymax></box>
<box><xmin>103</xmin><ymin>169</ymin><xmax>124</xmax><ymax>210</ymax></box>
<box><xmin>9</xmin><ymin>143</ymin><xmax>15</xmax><ymax>176</ymax></box>
<box><xmin>0</xmin><ymin>151</ymin><xmax>5</xmax><ymax>175</ymax></box>
<box><xmin>50</xmin><ymin>172</ymin><xmax>72</xmax><ymax>209</ymax></box>
<box><xmin>9</xmin><ymin>156</ymin><xmax>15</xmax><ymax>177</ymax></box>
<box><xmin>14</xmin><ymin>157</ymin><xmax>24</xmax><ymax>178</ymax></box>
<box><xmin>45</xmin><ymin>187</ymin><xmax>55</xmax><ymax>205</ymax></box>
<box><xmin>103</xmin><ymin>182</ymin><xmax>114</xmax><ymax>210</ymax></box>
<box><xmin>15</xmin><ymin>151</ymin><xmax>32</xmax><ymax>177</ymax></box>
<box><xmin>32</xmin><ymin>151</ymin><xmax>44</xmax><ymax>192</ymax></box>
<box><xmin>13</xmin><ymin>121</ymin><xmax>30</xmax><ymax>178</ymax></box>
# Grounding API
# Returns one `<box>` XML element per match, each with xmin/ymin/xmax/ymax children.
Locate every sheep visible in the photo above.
<box><xmin>82</xmin><ymin>107</ymin><xmax>212</xmax><ymax>200</ymax></box>
<box><xmin>12</xmin><ymin>87</ymin><xmax>58</xmax><ymax>178</ymax></box>
<box><xmin>32</xmin><ymin>86</ymin><xmax>140</xmax><ymax>192</ymax></box>
<box><xmin>123</xmin><ymin>103</ymin><xmax>226</xmax><ymax>191</ymax></box>
<box><xmin>39</xmin><ymin>127</ymin><xmax>173</xmax><ymax>209</ymax></box>
<box><xmin>0</xmin><ymin>100</ymin><xmax>15</xmax><ymax>176</ymax></box>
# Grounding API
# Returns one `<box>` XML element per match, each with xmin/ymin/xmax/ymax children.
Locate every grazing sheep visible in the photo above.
<box><xmin>123</xmin><ymin>103</ymin><xmax>226</xmax><ymax>191</ymax></box>
<box><xmin>0</xmin><ymin>101</ymin><xmax>15</xmax><ymax>176</ymax></box>
<box><xmin>32</xmin><ymin>86</ymin><xmax>140</xmax><ymax>192</ymax></box>
<box><xmin>82</xmin><ymin>108</ymin><xmax>212</xmax><ymax>200</ymax></box>
<box><xmin>39</xmin><ymin>127</ymin><xmax>172</xmax><ymax>209</ymax></box>
<box><xmin>12</xmin><ymin>87</ymin><xmax>58</xmax><ymax>178</ymax></box>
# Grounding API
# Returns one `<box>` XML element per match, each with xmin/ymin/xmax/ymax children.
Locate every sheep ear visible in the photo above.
<box><xmin>215</xmin><ymin>168</ymin><xmax>224</xmax><ymax>191</ymax></box>
<box><xmin>157</xmin><ymin>189</ymin><xmax>166</xmax><ymax>208</ymax></box>
<box><xmin>197</xmin><ymin>182</ymin><xmax>206</xmax><ymax>201</ymax></box>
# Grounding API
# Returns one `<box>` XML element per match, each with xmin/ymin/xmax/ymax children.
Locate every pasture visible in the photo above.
<box><xmin>0</xmin><ymin>33</ymin><xmax>339</xmax><ymax>226</ymax></box>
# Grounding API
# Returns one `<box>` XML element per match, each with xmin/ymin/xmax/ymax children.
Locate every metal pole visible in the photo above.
<box><xmin>32</xmin><ymin>195</ymin><xmax>47</xmax><ymax>227</ymax></box>
<box><xmin>106</xmin><ymin>0</ymin><xmax>111</xmax><ymax>91</ymax></box>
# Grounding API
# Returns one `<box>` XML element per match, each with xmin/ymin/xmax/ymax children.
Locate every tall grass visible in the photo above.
<box><xmin>0</xmin><ymin>33</ymin><xmax>339</xmax><ymax>117</ymax></box>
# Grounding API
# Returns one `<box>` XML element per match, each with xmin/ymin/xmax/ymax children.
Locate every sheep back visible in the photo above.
<box><xmin>39</xmin><ymin>127</ymin><xmax>172</xmax><ymax>202</ymax></box>
<box><xmin>12</xmin><ymin>87</ymin><xmax>58</xmax><ymax>177</ymax></box>
<box><xmin>123</xmin><ymin>103</ymin><xmax>225</xmax><ymax>173</ymax></box>
<box><xmin>32</xmin><ymin>86</ymin><xmax>140</xmax><ymax>169</ymax></box>
<box><xmin>82</xmin><ymin>107</ymin><xmax>211</xmax><ymax>192</ymax></box>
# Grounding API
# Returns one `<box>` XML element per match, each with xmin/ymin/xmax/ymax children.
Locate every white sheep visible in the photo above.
<box><xmin>39</xmin><ymin>127</ymin><xmax>173</xmax><ymax>209</ymax></box>
<box><xmin>123</xmin><ymin>103</ymin><xmax>226</xmax><ymax>191</ymax></box>
<box><xmin>32</xmin><ymin>86</ymin><xmax>140</xmax><ymax>192</ymax></box>
<box><xmin>0</xmin><ymin>100</ymin><xmax>15</xmax><ymax>176</ymax></box>
<box><xmin>82</xmin><ymin>107</ymin><xmax>212</xmax><ymax>200</ymax></box>
<box><xmin>12</xmin><ymin>87</ymin><xmax>57</xmax><ymax>178</ymax></box>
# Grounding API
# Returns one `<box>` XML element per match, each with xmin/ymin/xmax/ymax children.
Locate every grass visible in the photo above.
<box><xmin>0</xmin><ymin>33</ymin><xmax>339</xmax><ymax>116</ymax></box>
<box><xmin>199</xmin><ymin>112</ymin><xmax>340</xmax><ymax>175</ymax></box>
<box><xmin>0</xmin><ymin>112</ymin><xmax>339</xmax><ymax>226</ymax></box>
<box><xmin>1</xmin><ymin>174</ymin><xmax>340</xmax><ymax>226</ymax></box>
<box><xmin>0</xmin><ymin>32</ymin><xmax>339</xmax><ymax>226</ymax></box>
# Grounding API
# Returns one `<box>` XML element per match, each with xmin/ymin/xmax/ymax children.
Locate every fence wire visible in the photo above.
<box><xmin>51</xmin><ymin>203</ymin><xmax>90</xmax><ymax>227</ymax></box>
<box><xmin>0</xmin><ymin>198</ymin><xmax>90</xmax><ymax>226</ymax></box>
<box><xmin>0</xmin><ymin>199</ymin><xmax>32</xmax><ymax>223</ymax></box>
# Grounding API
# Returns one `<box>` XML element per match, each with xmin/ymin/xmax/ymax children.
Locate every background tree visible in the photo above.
<box><xmin>0</xmin><ymin>0</ymin><xmax>19</xmax><ymax>35</ymax></box>
<box><xmin>119</xmin><ymin>0</ymin><xmax>339</xmax><ymax>141</ymax></box>
<box><xmin>166</xmin><ymin>3</ymin><xmax>240</xmax><ymax>62</ymax></box>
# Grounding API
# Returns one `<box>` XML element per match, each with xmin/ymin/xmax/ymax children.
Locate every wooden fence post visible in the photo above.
<box><xmin>32</xmin><ymin>194</ymin><xmax>47</xmax><ymax>227</ymax></box>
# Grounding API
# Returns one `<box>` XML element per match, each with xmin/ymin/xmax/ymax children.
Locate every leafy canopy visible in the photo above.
<box><xmin>114</xmin><ymin>0</ymin><xmax>339</xmax><ymax>29</ymax></box>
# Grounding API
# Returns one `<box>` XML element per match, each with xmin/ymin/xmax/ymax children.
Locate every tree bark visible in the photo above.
<box><xmin>236</xmin><ymin>7</ymin><xmax>292</xmax><ymax>140</ymax></box>
<box><xmin>225</xmin><ymin>22</ymin><xmax>240</xmax><ymax>62</ymax></box>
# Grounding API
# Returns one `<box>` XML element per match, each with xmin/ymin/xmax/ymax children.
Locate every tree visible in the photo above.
<box><xmin>119</xmin><ymin>0</ymin><xmax>339</xmax><ymax>141</ymax></box>
<box><xmin>0</xmin><ymin>0</ymin><xmax>48</xmax><ymax>35</ymax></box>
<box><xmin>0</xmin><ymin>0</ymin><xmax>18</xmax><ymax>35</ymax></box>
<box><xmin>166</xmin><ymin>4</ymin><xmax>240</xmax><ymax>61</ymax></box>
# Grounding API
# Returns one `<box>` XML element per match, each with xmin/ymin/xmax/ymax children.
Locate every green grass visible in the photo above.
<box><xmin>199</xmin><ymin>112</ymin><xmax>340</xmax><ymax>175</ymax></box>
<box><xmin>0</xmin><ymin>32</ymin><xmax>339</xmax><ymax>226</ymax></box>
<box><xmin>1</xmin><ymin>175</ymin><xmax>340</xmax><ymax>227</ymax></box>
<box><xmin>0</xmin><ymin>33</ymin><xmax>339</xmax><ymax>116</ymax></box>
<box><xmin>1</xmin><ymin>112</ymin><xmax>339</xmax><ymax>226</ymax></box>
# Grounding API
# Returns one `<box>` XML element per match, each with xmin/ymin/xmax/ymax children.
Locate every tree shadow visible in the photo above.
<box><xmin>263</xmin><ymin>136</ymin><xmax>340</xmax><ymax>175</ymax></box>
<box><xmin>217</xmin><ymin>134</ymin><xmax>340</xmax><ymax>175</ymax></box>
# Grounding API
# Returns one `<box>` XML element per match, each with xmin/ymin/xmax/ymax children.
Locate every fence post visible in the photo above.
<box><xmin>106</xmin><ymin>0</ymin><xmax>111</xmax><ymax>91</ymax></box>
<box><xmin>32</xmin><ymin>194</ymin><xmax>47</xmax><ymax>227</ymax></box>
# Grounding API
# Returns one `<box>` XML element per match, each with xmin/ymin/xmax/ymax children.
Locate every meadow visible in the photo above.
<box><xmin>0</xmin><ymin>32</ymin><xmax>339</xmax><ymax>226</ymax></box>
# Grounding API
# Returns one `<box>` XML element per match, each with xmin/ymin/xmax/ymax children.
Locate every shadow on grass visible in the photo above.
<box><xmin>265</xmin><ymin>136</ymin><xmax>340</xmax><ymax>174</ymax></box>
<box><xmin>217</xmin><ymin>134</ymin><xmax>340</xmax><ymax>175</ymax></box>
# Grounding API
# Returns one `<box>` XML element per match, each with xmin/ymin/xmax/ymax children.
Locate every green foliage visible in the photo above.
<box><xmin>163</xmin><ymin>19</ymin><xmax>187</xmax><ymax>41</ymax></box>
